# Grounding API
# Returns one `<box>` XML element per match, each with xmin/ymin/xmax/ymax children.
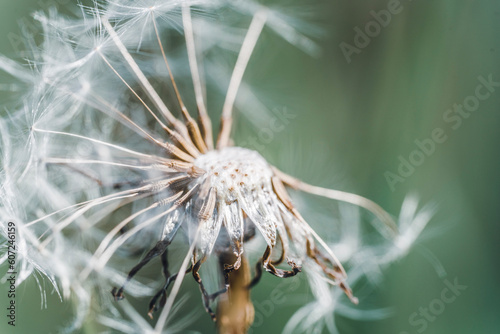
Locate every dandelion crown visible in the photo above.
<box><xmin>0</xmin><ymin>1</ymin><xmax>432</xmax><ymax>333</ymax></box>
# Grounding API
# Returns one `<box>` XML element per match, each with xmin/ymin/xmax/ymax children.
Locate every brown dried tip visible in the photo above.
<box><xmin>111</xmin><ymin>287</ymin><xmax>124</xmax><ymax>301</ymax></box>
<box><xmin>340</xmin><ymin>282</ymin><xmax>359</xmax><ymax>305</ymax></box>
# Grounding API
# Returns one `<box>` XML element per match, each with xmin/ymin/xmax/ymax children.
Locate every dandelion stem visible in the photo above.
<box><xmin>216</xmin><ymin>253</ymin><xmax>254</xmax><ymax>334</ymax></box>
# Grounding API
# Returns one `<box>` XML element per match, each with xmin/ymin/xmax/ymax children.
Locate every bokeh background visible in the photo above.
<box><xmin>1</xmin><ymin>0</ymin><xmax>499</xmax><ymax>333</ymax></box>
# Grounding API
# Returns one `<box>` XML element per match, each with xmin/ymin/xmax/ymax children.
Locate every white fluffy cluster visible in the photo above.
<box><xmin>0</xmin><ymin>1</ymin><xmax>433</xmax><ymax>333</ymax></box>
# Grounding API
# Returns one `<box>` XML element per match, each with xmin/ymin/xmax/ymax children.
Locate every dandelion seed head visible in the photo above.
<box><xmin>0</xmin><ymin>0</ymin><xmax>436</xmax><ymax>332</ymax></box>
<box><xmin>194</xmin><ymin>147</ymin><xmax>272</xmax><ymax>199</ymax></box>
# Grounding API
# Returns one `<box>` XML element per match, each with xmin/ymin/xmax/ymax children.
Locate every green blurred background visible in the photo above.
<box><xmin>1</xmin><ymin>0</ymin><xmax>499</xmax><ymax>333</ymax></box>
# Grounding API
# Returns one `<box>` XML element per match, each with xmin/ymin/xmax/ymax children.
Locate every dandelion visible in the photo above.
<box><xmin>0</xmin><ymin>1</ymin><xmax>433</xmax><ymax>333</ymax></box>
